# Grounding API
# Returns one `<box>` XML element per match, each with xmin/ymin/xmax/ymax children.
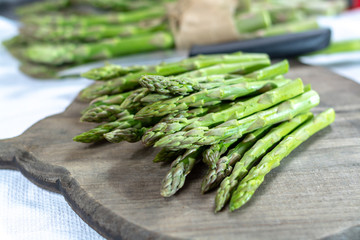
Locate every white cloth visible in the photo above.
<box><xmin>1</xmin><ymin>9</ymin><xmax>360</xmax><ymax>240</ymax></box>
<box><xmin>0</xmin><ymin>17</ymin><xmax>103</xmax><ymax>240</ymax></box>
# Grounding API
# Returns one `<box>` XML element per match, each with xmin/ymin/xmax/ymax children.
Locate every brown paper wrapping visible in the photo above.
<box><xmin>167</xmin><ymin>0</ymin><xmax>240</xmax><ymax>50</ymax></box>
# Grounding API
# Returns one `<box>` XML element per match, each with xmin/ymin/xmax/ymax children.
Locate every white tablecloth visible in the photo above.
<box><xmin>1</xmin><ymin>9</ymin><xmax>360</xmax><ymax>240</ymax></box>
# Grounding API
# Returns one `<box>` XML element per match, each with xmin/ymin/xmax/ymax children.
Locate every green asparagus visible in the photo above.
<box><xmin>20</xmin><ymin>19</ymin><xmax>167</xmax><ymax>42</ymax></box>
<box><xmin>154</xmin><ymin>89</ymin><xmax>320</xmax><ymax>150</ymax></box>
<box><xmin>135</xmin><ymin>78</ymin><xmax>290</xmax><ymax>119</ymax></box>
<box><xmin>202</xmin><ymin>139</ymin><xmax>238</xmax><ymax>169</ymax></box>
<box><xmin>73</xmin><ymin>114</ymin><xmax>140</xmax><ymax>143</ymax></box>
<box><xmin>229</xmin><ymin>108</ymin><xmax>335</xmax><ymax>211</ymax></box>
<box><xmin>24</xmin><ymin>31</ymin><xmax>174</xmax><ymax>66</ymax></box>
<box><xmin>153</xmin><ymin>149</ymin><xmax>185</xmax><ymax>163</ymax></box>
<box><xmin>215</xmin><ymin>112</ymin><xmax>312</xmax><ymax>211</ymax></box>
<box><xmin>22</xmin><ymin>6</ymin><xmax>167</xmax><ymax>26</ymax></box>
<box><xmin>161</xmin><ymin>148</ymin><xmax>204</xmax><ymax>197</ymax></box>
<box><xmin>104</xmin><ymin>126</ymin><xmax>147</xmax><ymax>143</ymax></box>
<box><xmin>82</xmin><ymin>64</ymin><xmax>149</xmax><ymax>81</ymax></box>
<box><xmin>201</xmin><ymin>126</ymin><xmax>271</xmax><ymax>193</ymax></box>
<box><xmin>142</xmin><ymin>78</ymin><xmax>303</xmax><ymax>146</ymax></box>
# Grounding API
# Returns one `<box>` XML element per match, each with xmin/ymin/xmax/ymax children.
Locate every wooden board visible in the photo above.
<box><xmin>0</xmin><ymin>62</ymin><xmax>359</xmax><ymax>240</ymax></box>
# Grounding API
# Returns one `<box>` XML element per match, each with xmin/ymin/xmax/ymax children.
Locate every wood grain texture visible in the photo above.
<box><xmin>0</xmin><ymin>61</ymin><xmax>359</xmax><ymax>240</ymax></box>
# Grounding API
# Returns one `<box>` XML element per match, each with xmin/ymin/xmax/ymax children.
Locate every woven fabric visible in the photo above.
<box><xmin>0</xmin><ymin>16</ymin><xmax>103</xmax><ymax>240</ymax></box>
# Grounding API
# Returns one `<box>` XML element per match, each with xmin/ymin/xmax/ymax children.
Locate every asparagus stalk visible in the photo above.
<box><xmin>244</xmin><ymin>60</ymin><xmax>288</xmax><ymax>80</ymax></box>
<box><xmin>22</xmin><ymin>6</ymin><xmax>167</xmax><ymax>26</ymax></box>
<box><xmin>86</xmin><ymin>0</ymin><xmax>175</xmax><ymax>11</ymax></box>
<box><xmin>80</xmin><ymin>105</ymin><xmax>130</xmax><ymax>123</ymax></box>
<box><xmin>161</xmin><ymin>148</ymin><xmax>204</xmax><ymax>197</ymax></box>
<box><xmin>139</xmin><ymin>74</ymin><xmax>253</xmax><ymax>96</ymax></box>
<box><xmin>142</xmin><ymin>78</ymin><xmax>303</xmax><ymax>146</ymax></box>
<box><xmin>118</xmin><ymin>88</ymin><xmax>149</xmax><ymax>113</ymax></box>
<box><xmin>140</xmin><ymin>59</ymin><xmax>288</xmax><ymax>96</ymax></box>
<box><xmin>79</xmin><ymin>54</ymin><xmax>270</xmax><ymax>101</ymax></box>
<box><xmin>81</xmin><ymin>88</ymin><xmax>148</xmax><ymax>122</ymax></box>
<box><xmin>153</xmin><ymin>149</ymin><xmax>185</xmax><ymax>163</ymax></box>
<box><xmin>135</xmin><ymin>78</ymin><xmax>289</xmax><ymax>119</ymax></box>
<box><xmin>142</xmin><ymin>107</ymin><xmax>211</xmax><ymax>147</ymax></box>
<box><xmin>155</xmin><ymin>53</ymin><xmax>269</xmax><ymax>76</ymax></box>
<box><xmin>139</xmin><ymin>75</ymin><xmax>202</xmax><ymax>95</ymax></box>
<box><xmin>154</xmin><ymin>89</ymin><xmax>320</xmax><ymax>150</ymax></box>
<box><xmin>235</xmin><ymin>10</ymin><xmax>272</xmax><ymax>33</ymax></box>
<box><xmin>185</xmin><ymin>77</ymin><xmax>302</xmax><ymax>130</ymax></box>
<box><xmin>104</xmin><ymin>127</ymin><xmax>147</xmax><ymax>143</ymax></box>
<box><xmin>202</xmin><ymin>139</ymin><xmax>238</xmax><ymax>169</ymax></box>
<box><xmin>82</xmin><ymin>64</ymin><xmax>149</xmax><ymax>81</ymax></box>
<box><xmin>84</xmin><ymin>91</ymin><xmax>133</xmax><ymax>112</ymax></box>
<box><xmin>177</xmin><ymin>59</ymin><xmax>271</xmax><ymax>78</ymax></box>
<box><xmin>201</xmin><ymin>126</ymin><xmax>272</xmax><ymax>193</ymax></box>
<box><xmin>308</xmin><ymin>39</ymin><xmax>360</xmax><ymax>55</ymax></box>
<box><xmin>79</xmin><ymin>71</ymin><xmax>155</xmax><ymax>101</ymax></box>
<box><xmin>139</xmin><ymin>93</ymin><xmax>173</xmax><ymax>104</ymax></box>
<box><xmin>23</xmin><ymin>31</ymin><xmax>174</xmax><ymax>66</ymax></box>
<box><xmin>73</xmin><ymin>114</ymin><xmax>140</xmax><ymax>143</ymax></box>
<box><xmin>229</xmin><ymin>108</ymin><xmax>335</xmax><ymax>211</ymax></box>
<box><xmin>20</xmin><ymin>19</ymin><xmax>167</xmax><ymax>42</ymax></box>
<box><xmin>239</xmin><ymin>19</ymin><xmax>319</xmax><ymax>40</ymax></box>
<box><xmin>215</xmin><ymin>112</ymin><xmax>313</xmax><ymax>211</ymax></box>
<box><xmin>16</xmin><ymin>0</ymin><xmax>71</xmax><ymax>17</ymax></box>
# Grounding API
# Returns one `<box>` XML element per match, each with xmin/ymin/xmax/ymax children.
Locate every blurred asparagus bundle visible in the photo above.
<box><xmin>3</xmin><ymin>2</ymin><xmax>175</xmax><ymax>79</ymax></box>
<box><xmin>73</xmin><ymin>51</ymin><xmax>335</xmax><ymax>212</ymax></box>
<box><xmin>2</xmin><ymin>0</ymin><xmax>347</xmax><ymax>79</ymax></box>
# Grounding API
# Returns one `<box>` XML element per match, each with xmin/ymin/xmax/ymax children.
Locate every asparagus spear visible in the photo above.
<box><xmin>308</xmin><ymin>39</ymin><xmax>360</xmax><ymax>55</ymax></box>
<box><xmin>142</xmin><ymin>107</ymin><xmax>211</xmax><ymax>147</ymax></box>
<box><xmin>161</xmin><ymin>148</ymin><xmax>204</xmax><ymax>197</ymax></box>
<box><xmin>215</xmin><ymin>112</ymin><xmax>313</xmax><ymax>211</ymax></box>
<box><xmin>79</xmin><ymin>71</ymin><xmax>155</xmax><ymax>101</ymax></box>
<box><xmin>153</xmin><ymin>149</ymin><xmax>185</xmax><ymax>163</ymax></box>
<box><xmin>81</xmin><ymin>88</ymin><xmax>148</xmax><ymax>122</ymax></box>
<box><xmin>22</xmin><ymin>6</ymin><xmax>167</xmax><ymax>26</ymax></box>
<box><xmin>73</xmin><ymin>114</ymin><xmax>140</xmax><ymax>143</ymax></box>
<box><xmin>84</xmin><ymin>91</ymin><xmax>133</xmax><ymax>112</ymax></box>
<box><xmin>86</xmin><ymin>0</ymin><xmax>176</xmax><ymax>11</ymax></box>
<box><xmin>16</xmin><ymin>0</ymin><xmax>71</xmax><ymax>17</ymax></box>
<box><xmin>79</xmin><ymin>54</ymin><xmax>269</xmax><ymax>101</ymax></box>
<box><xmin>185</xmin><ymin>78</ymin><xmax>303</xmax><ymax>130</ymax></box>
<box><xmin>139</xmin><ymin>75</ymin><xmax>253</xmax><ymax>96</ymax></box>
<box><xmin>155</xmin><ymin>53</ymin><xmax>269</xmax><ymax>76</ymax></box>
<box><xmin>202</xmin><ymin>139</ymin><xmax>238</xmax><ymax>169</ymax></box>
<box><xmin>244</xmin><ymin>59</ymin><xmax>288</xmax><ymax>80</ymax></box>
<box><xmin>177</xmin><ymin>59</ymin><xmax>270</xmax><ymax>78</ymax></box>
<box><xmin>80</xmin><ymin>105</ymin><xmax>130</xmax><ymax>123</ymax></box>
<box><xmin>229</xmin><ymin>108</ymin><xmax>335</xmax><ymax>211</ymax></box>
<box><xmin>135</xmin><ymin>78</ymin><xmax>289</xmax><ymax>119</ymax></box>
<box><xmin>20</xmin><ymin>19</ymin><xmax>167</xmax><ymax>42</ymax></box>
<box><xmin>139</xmin><ymin>75</ymin><xmax>202</xmax><ymax>95</ymax></box>
<box><xmin>235</xmin><ymin>10</ymin><xmax>272</xmax><ymax>33</ymax></box>
<box><xmin>104</xmin><ymin>127</ymin><xmax>147</xmax><ymax>143</ymax></box>
<box><xmin>23</xmin><ymin>31</ymin><xmax>174</xmax><ymax>66</ymax></box>
<box><xmin>142</xmin><ymin>78</ymin><xmax>303</xmax><ymax>146</ymax></box>
<box><xmin>82</xmin><ymin>64</ymin><xmax>148</xmax><ymax>81</ymax></box>
<box><xmin>239</xmin><ymin>19</ymin><xmax>319</xmax><ymax>40</ymax></box>
<box><xmin>154</xmin><ymin>90</ymin><xmax>320</xmax><ymax>150</ymax></box>
<box><xmin>139</xmin><ymin>93</ymin><xmax>173</xmax><ymax>104</ymax></box>
<box><xmin>140</xmin><ymin>59</ymin><xmax>288</xmax><ymax>96</ymax></box>
<box><xmin>201</xmin><ymin>126</ymin><xmax>272</xmax><ymax>193</ymax></box>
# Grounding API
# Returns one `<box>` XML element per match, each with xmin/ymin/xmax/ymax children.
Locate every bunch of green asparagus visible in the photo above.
<box><xmin>3</xmin><ymin>0</ymin><xmax>346</xmax><ymax>79</ymax></box>
<box><xmin>73</xmin><ymin>51</ymin><xmax>335</xmax><ymax>212</ymax></box>
<box><xmin>3</xmin><ymin>1</ymin><xmax>174</xmax><ymax>79</ymax></box>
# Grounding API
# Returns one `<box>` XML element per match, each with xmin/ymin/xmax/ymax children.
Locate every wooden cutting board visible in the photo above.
<box><xmin>0</xmin><ymin>62</ymin><xmax>359</xmax><ymax>240</ymax></box>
